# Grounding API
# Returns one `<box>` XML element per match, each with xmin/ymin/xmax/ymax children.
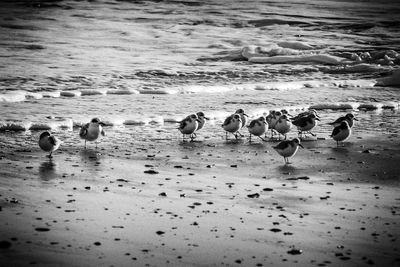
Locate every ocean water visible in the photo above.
<box><xmin>0</xmin><ymin>0</ymin><xmax>399</xmax><ymax>146</ymax></box>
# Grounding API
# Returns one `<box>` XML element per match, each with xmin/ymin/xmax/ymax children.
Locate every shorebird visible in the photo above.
<box><xmin>247</xmin><ymin>116</ymin><xmax>268</xmax><ymax>142</ymax></box>
<box><xmin>222</xmin><ymin>114</ymin><xmax>242</xmax><ymax>140</ymax></box>
<box><xmin>266</xmin><ymin>110</ymin><xmax>281</xmax><ymax>139</ymax></box>
<box><xmin>79</xmin><ymin>118</ymin><xmax>106</xmax><ymax>148</ymax></box>
<box><xmin>235</xmin><ymin>108</ymin><xmax>248</xmax><ymax>129</ymax></box>
<box><xmin>39</xmin><ymin>131</ymin><xmax>61</xmax><ymax>158</ymax></box>
<box><xmin>178</xmin><ymin>114</ymin><xmax>200</xmax><ymax>141</ymax></box>
<box><xmin>328</xmin><ymin>113</ymin><xmax>357</xmax><ymax>128</ymax></box>
<box><xmin>291</xmin><ymin>109</ymin><xmax>319</xmax><ymax>121</ymax></box>
<box><xmin>275</xmin><ymin>114</ymin><xmax>292</xmax><ymax>140</ymax></box>
<box><xmin>331</xmin><ymin>121</ymin><xmax>351</xmax><ymax>147</ymax></box>
<box><xmin>196</xmin><ymin>111</ymin><xmax>209</xmax><ymax>131</ymax></box>
<box><xmin>292</xmin><ymin>113</ymin><xmax>319</xmax><ymax>138</ymax></box>
<box><xmin>273</xmin><ymin>137</ymin><xmax>303</xmax><ymax>164</ymax></box>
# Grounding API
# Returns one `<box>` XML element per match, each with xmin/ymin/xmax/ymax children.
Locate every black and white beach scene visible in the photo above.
<box><xmin>1</xmin><ymin>0</ymin><xmax>400</xmax><ymax>266</ymax></box>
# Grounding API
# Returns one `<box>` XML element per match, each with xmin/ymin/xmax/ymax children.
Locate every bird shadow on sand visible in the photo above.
<box><xmin>277</xmin><ymin>163</ymin><xmax>300</xmax><ymax>174</ymax></box>
<box><xmin>39</xmin><ymin>160</ymin><xmax>57</xmax><ymax>181</ymax></box>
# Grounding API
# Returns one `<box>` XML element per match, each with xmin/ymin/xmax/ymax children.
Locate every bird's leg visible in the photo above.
<box><xmin>249</xmin><ymin>134</ymin><xmax>252</xmax><ymax>143</ymax></box>
<box><xmin>284</xmin><ymin>134</ymin><xmax>287</xmax><ymax>140</ymax></box>
<box><xmin>190</xmin><ymin>134</ymin><xmax>195</xmax><ymax>142</ymax></box>
<box><xmin>84</xmin><ymin>140</ymin><xmax>87</xmax><ymax>149</ymax></box>
<box><xmin>225</xmin><ymin>132</ymin><xmax>228</xmax><ymax>140</ymax></box>
<box><xmin>48</xmin><ymin>152</ymin><xmax>53</xmax><ymax>158</ymax></box>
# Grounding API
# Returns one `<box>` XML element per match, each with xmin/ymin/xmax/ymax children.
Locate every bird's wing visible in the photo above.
<box><xmin>79</xmin><ymin>123</ymin><xmax>89</xmax><ymax>138</ymax></box>
<box><xmin>273</xmin><ymin>141</ymin><xmax>290</xmax><ymax>150</ymax></box>
<box><xmin>331</xmin><ymin>126</ymin><xmax>341</xmax><ymax>137</ymax></box>
<box><xmin>179</xmin><ymin>119</ymin><xmax>188</xmax><ymax>130</ymax></box>
<box><xmin>248</xmin><ymin>119</ymin><xmax>257</xmax><ymax>128</ymax></box>
<box><xmin>329</xmin><ymin>116</ymin><xmax>344</xmax><ymax>125</ymax></box>
<box><xmin>222</xmin><ymin>116</ymin><xmax>232</xmax><ymax>127</ymax></box>
<box><xmin>48</xmin><ymin>136</ymin><xmax>57</xmax><ymax>146</ymax></box>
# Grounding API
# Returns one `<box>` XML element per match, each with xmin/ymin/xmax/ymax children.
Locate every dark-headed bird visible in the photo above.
<box><xmin>331</xmin><ymin>121</ymin><xmax>351</xmax><ymax>147</ymax></box>
<box><xmin>292</xmin><ymin>113</ymin><xmax>319</xmax><ymax>138</ymax></box>
<box><xmin>273</xmin><ymin>137</ymin><xmax>303</xmax><ymax>164</ymax></box>
<box><xmin>39</xmin><ymin>131</ymin><xmax>61</xmax><ymax>158</ymax></box>
<box><xmin>328</xmin><ymin>113</ymin><xmax>357</xmax><ymax>128</ymax></box>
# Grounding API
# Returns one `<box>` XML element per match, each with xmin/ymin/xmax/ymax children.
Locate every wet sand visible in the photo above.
<box><xmin>0</xmin><ymin>130</ymin><xmax>399</xmax><ymax>267</ymax></box>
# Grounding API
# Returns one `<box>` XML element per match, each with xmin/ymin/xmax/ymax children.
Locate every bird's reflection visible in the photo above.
<box><xmin>39</xmin><ymin>160</ymin><xmax>57</xmax><ymax>181</ymax></box>
<box><xmin>80</xmin><ymin>149</ymin><xmax>102</xmax><ymax>162</ymax></box>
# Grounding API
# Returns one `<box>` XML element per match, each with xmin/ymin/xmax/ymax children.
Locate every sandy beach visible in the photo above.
<box><xmin>1</xmin><ymin>129</ymin><xmax>399</xmax><ymax>267</ymax></box>
<box><xmin>1</xmin><ymin>0</ymin><xmax>400</xmax><ymax>266</ymax></box>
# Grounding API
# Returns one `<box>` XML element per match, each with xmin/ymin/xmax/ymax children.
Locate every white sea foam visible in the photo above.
<box><xmin>0</xmin><ymin>91</ymin><xmax>27</xmax><ymax>102</ymax></box>
<box><xmin>107</xmin><ymin>89</ymin><xmax>140</xmax><ymax>95</ymax></box>
<box><xmin>309</xmin><ymin>102</ymin><xmax>358</xmax><ymax>110</ymax></box>
<box><xmin>0</xmin><ymin>121</ymin><xmax>32</xmax><ymax>131</ymax></box>
<box><xmin>249</xmin><ymin>54</ymin><xmax>347</xmax><ymax>65</ymax></box>
<box><xmin>80</xmin><ymin>89</ymin><xmax>108</xmax><ymax>96</ymax></box>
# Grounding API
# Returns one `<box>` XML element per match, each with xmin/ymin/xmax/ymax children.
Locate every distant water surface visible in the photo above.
<box><xmin>0</xmin><ymin>0</ymin><xmax>399</xmax><ymax>138</ymax></box>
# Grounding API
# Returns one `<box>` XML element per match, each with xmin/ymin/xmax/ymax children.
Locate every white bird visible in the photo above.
<box><xmin>292</xmin><ymin>113</ymin><xmax>319</xmax><ymax>138</ymax></box>
<box><xmin>331</xmin><ymin>121</ymin><xmax>351</xmax><ymax>147</ymax></box>
<box><xmin>178</xmin><ymin>114</ymin><xmax>200</xmax><ymax>141</ymax></box>
<box><xmin>222</xmin><ymin>114</ymin><xmax>242</xmax><ymax>140</ymax></box>
<box><xmin>79</xmin><ymin>118</ymin><xmax>106</xmax><ymax>149</ymax></box>
<box><xmin>328</xmin><ymin>113</ymin><xmax>357</xmax><ymax>128</ymax></box>
<box><xmin>273</xmin><ymin>137</ymin><xmax>303</xmax><ymax>164</ymax></box>
<box><xmin>275</xmin><ymin>114</ymin><xmax>292</xmax><ymax>140</ymax></box>
<box><xmin>39</xmin><ymin>131</ymin><xmax>61</xmax><ymax>158</ymax></box>
<box><xmin>247</xmin><ymin>116</ymin><xmax>268</xmax><ymax>143</ymax></box>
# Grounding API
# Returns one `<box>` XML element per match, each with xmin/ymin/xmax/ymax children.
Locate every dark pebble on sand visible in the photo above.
<box><xmin>362</xmin><ymin>150</ymin><xmax>371</xmax><ymax>153</ymax></box>
<box><xmin>269</xmin><ymin>228</ymin><xmax>282</xmax><ymax>233</ymax></box>
<box><xmin>287</xmin><ymin>249</ymin><xmax>302</xmax><ymax>255</ymax></box>
<box><xmin>159</xmin><ymin>192</ymin><xmax>167</xmax><ymax>197</ymax></box>
<box><xmin>156</xmin><ymin>231</ymin><xmax>165</xmax><ymax>236</ymax></box>
<box><xmin>93</xmin><ymin>242</ymin><xmax>101</xmax><ymax>246</ymax></box>
<box><xmin>0</xmin><ymin>241</ymin><xmax>12</xmax><ymax>249</ymax></box>
<box><xmin>144</xmin><ymin>170</ymin><xmax>159</xmax><ymax>174</ymax></box>
<box><xmin>35</xmin><ymin>227</ymin><xmax>50</xmax><ymax>232</ymax></box>
<box><xmin>247</xmin><ymin>193</ymin><xmax>260</xmax><ymax>198</ymax></box>
<box><xmin>230</xmin><ymin>165</ymin><xmax>237</xmax><ymax>168</ymax></box>
<box><xmin>84</xmin><ymin>186</ymin><xmax>91</xmax><ymax>190</ymax></box>
<box><xmin>262</xmin><ymin>188</ymin><xmax>273</xmax><ymax>191</ymax></box>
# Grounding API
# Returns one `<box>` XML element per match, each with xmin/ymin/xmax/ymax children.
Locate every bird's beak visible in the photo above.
<box><xmin>244</xmin><ymin>113</ymin><xmax>249</xmax><ymax>117</ymax></box>
<box><xmin>99</xmin><ymin>122</ymin><xmax>106</xmax><ymax>126</ymax></box>
<box><xmin>315</xmin><ymin>117</ymin><xmax>320</xmax><ymax>121</ymax></box>
<box><xmin>299</xmin><ymin>144</ymin><xmax>304</xmax><ymax>148</ymax></box>
<box><xmin>316</xmin><ymin>114</ymin><xmax>321</xmax><ymax>119</ymax></box>
<box><xmin>204</xmin><ymin>117</ymin><xmax>210</xmax><ymax>120</ymax></box>
<box><xmin>353</xmin><ymin>117</ymin><xmax>358</xmax><ymax>121</ymax></box>
<box><xmin>196</xmin><ymin>119</ymin><xmax>201</xmax><ymax>123</ymax></box>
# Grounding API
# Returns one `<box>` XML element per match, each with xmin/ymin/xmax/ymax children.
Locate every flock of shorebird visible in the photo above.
<box><xmin>38</xmin><ymin>109</ymin><xmax>356</xmax><ymax>164</ymax></box>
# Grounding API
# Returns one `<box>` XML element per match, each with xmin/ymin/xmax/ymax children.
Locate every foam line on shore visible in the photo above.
<box><xmin>0</xmin><ymin>101</ymin><xmax>398</xmax><ymax>132</ymax></box>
